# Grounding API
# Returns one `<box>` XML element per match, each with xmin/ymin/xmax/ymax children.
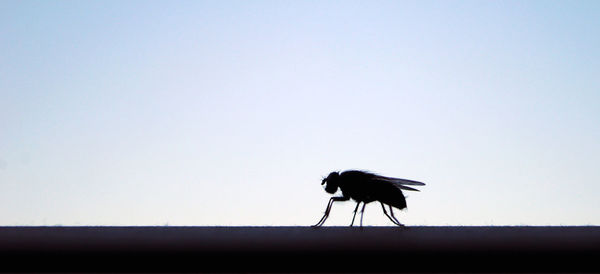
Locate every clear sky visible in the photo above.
<box><xmin>1</xmin><ymin>0</ymin><xmax>599</xmax><ymax>226</ymax></box>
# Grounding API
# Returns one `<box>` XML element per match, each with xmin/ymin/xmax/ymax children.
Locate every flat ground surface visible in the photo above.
<box><xmin>1</xmin><ymin>226</ymin><xmax>599</xmax><ymax>272</ymax></box>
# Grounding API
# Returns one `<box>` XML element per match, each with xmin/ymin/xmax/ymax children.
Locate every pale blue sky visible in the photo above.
<box><xmin>1</xmin><ymin>1</ymin><xmax>599</xmax><ymax>226</ymax></box>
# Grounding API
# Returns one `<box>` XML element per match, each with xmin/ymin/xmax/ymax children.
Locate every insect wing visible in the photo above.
<box><xmin>374</xmin><ymin>175</ymin><xmax>425</xmax><ymax>191</ymax></box>
<box><xmin>374</xmin><ymin>175</ymin><xmax>425</xmax><ymax>185</ymax></box>
<box><xmin>397</xmin><ymin>185</ymin><xmax>421</xmax><ymax>191</ymax></box>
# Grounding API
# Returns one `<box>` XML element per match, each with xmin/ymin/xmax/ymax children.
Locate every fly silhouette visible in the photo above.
<box><xmin>313</xmin><ymin>170</ymin><xmax>425</xmax><ymax>227</ymax></box>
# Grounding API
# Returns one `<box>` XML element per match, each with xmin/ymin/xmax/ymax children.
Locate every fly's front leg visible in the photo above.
<box><xmin>312</xmin><ymin>197</ymin><xmax>335</xmax><ymax>227</ymax></box>
<box><xmin>312</xmin><ymin>196</ymin><xmax>349</xmax><ymax>227</ymax></box>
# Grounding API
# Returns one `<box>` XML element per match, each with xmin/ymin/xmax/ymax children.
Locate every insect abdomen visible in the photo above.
<box><xmin>374</xmin><ymin>183</ymin><xmax>407</xmax><ymax>210</ymax></box>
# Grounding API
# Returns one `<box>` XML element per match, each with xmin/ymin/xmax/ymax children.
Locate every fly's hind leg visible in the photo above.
<box><xmin>389</xmin><ymin>205</ymin><xmax>405</xmax><ymax>227</ymax></box>
<box><xmin>380</xmin><ymin>202</ymin><xmax>403</xmax><ymax>227</ymax></box>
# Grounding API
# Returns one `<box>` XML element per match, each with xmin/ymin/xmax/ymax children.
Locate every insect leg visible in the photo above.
<box><xmin>380</xmin><ymin>202</ymin><xmax>402</xmax><ymax>226</ymax></box>
<box><xmin>350</xmin><ymin>202</ymin><xmax>361</xmax><ymax>227</ymax></box>
<box><xmin>389</xmin><ymin>205</ymin><xmax>405</xmax><ymax>227</ymax></box>
<box><xmin>359</xmin><ymin>202</ymin><xmax>366</xmax><ymax>227</ymax></box>
<box><xmin>313</xmin><ymin>196</ymin><xmax>350</xmax><ymax>227</ymax></box>
<box><xmin>312</xmin><ymin>197</ymin><xmax>335</xmax><ymax>227</ymax></box>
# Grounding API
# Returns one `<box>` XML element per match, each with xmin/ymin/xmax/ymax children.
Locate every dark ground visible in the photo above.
<box><xmin>1</xmin><ymin>226</ymin><xmax>599</xmax><ymax>272</ymax></box>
